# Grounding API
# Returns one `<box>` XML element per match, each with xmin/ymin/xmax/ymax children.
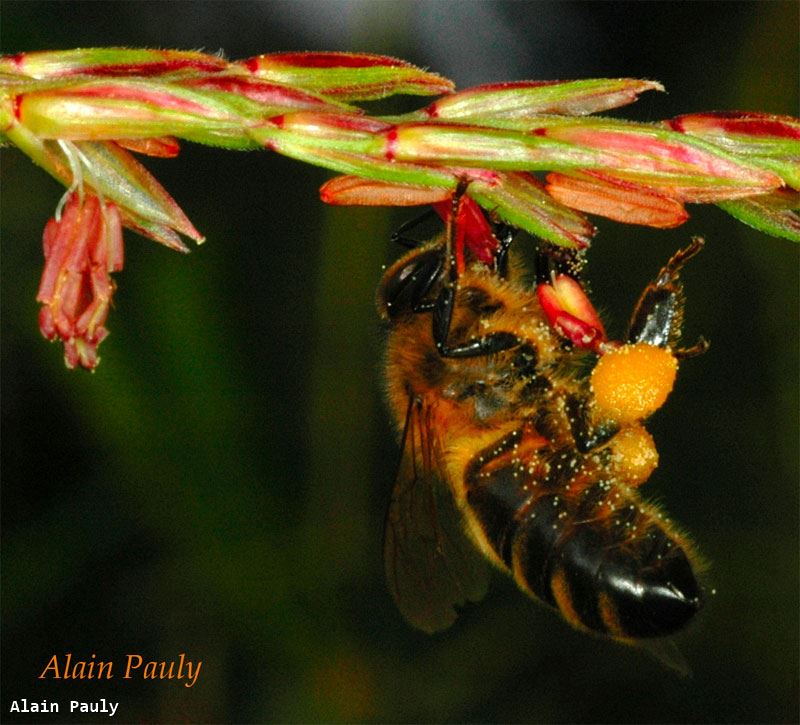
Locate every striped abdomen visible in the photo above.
<box><xmin>463</xmin><ymin>429</ymin><xmax>703</xmax><ymax>639</ymax></box>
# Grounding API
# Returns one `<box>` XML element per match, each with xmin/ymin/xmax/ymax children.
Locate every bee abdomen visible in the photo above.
<box><xmin>467</xmin><ymin>468</ymin><xmax>703</xmax><ymax>639</ymax></box>
<box><xmin>513</xmin><ymin>488</ymin><xmax>702</xmax><ymax>639</ymax></box>
<box><xmin>465</xmin><ymin>465</ymin><xmax>533</xmax><ymax>567</ymax></box>
<box><xmin>590</xmin><ymin>521</ymin><xmax>702</xmax><ymax>638</ymax></box>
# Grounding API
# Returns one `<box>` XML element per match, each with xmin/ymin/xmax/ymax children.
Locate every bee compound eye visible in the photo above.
<box><xmin>380</xmin><ymin>248</ymin><xmax>444</xmax><ymax>317</ymax></box>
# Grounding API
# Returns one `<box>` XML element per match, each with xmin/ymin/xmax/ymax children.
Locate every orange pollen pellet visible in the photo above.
<box><xmin>591</xmin><ymin>343</ymin><xmax>678</xmax><ymax>424</ymax></box>
<box><xmin>608</xmin><ymin>425</ymin><xmax>659</xmax><ymax>486</ymax></box>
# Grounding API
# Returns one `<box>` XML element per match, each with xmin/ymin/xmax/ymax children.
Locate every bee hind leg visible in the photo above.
<box><xmin>626</xmin><ymin>237</ymin><xmax>706</xmax><ymax>350</ymax></box>
<box><xmin>674</xmin><ymin>336</ymin><xmax>710</xmax><ymax>360</ymax></box>
<box><xmin>564</xmin><ymin>393</ymin><xmax>619</xmax><ymax>454</ymax></box>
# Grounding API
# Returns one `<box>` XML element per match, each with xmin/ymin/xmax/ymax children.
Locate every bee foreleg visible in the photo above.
<box><xmin>436</xmin><ymin>330</ymin><xmax>521</xmax><ymax>359</ymax></box>
<box><xmin>432</xmin><ymin>283</ymin><xmax>520</xmax><ymax>358</ymax></box>
<box><xmin>493</xmin><ymin>224</ymin><xmax>516</xmax><ymax>279</ymax></box>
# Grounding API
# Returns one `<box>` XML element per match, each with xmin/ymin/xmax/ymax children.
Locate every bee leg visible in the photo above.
<box><xmin>436</xmin><ymin>330</ymin><xmax>521</xmax><ymax>358</ymax></box>
<box><xmin>493</xmin><ymin>224</ymin><xmax>516</xmax><ymax>279</ymax></box>
<box><xmin>674</xmin><ymin>336</ymin><xmax>710</xmax><ymax>360</ymax></box>
<box><xmin>432</xmin><ymin>283</ymin><xmax>520</xmax><ymax>358</ymax></box>
<box><xmin>565</xmin><ymin>393</ymin><xmax>619</xmax><ymax>454</ymax></box>
<box><xmin>431</xmin><ymin>184</ymin><xmax>522</xmax><ymax>359</ymax></box>
<box><xmin>626</xmin><ymin>237</ymin><xmax>706</xmax><ymax>350</ymax></box>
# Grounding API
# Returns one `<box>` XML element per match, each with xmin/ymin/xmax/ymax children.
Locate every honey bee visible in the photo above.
<box><xmin>377</xmin><ymin>192</ymin><xmax>707</xmax><ymax>646</ymax></box>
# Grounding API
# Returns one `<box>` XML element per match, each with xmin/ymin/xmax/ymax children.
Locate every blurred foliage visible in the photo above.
<box><xmin>2</xmin><ymin>2</ymin><xmax>798</xmax><ymax>723</ymax></box>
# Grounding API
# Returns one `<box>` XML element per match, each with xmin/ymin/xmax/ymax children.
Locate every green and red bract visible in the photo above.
<box><xmin>421</xmin><ymin>78</ymin><xmax>665</xmax><ymax>120</ymax></box>
<box><xmin>666</xmin><ymin>111</ymin><xmax>800</xmax><ymax>194</ymax></box>
<box><xmin>0</xmin><ymin>48</ymin><xmax>228</xmax><ymax>79</ymax></box>
<box><xmin>534</xmin><ymin>121</ymin><xmax>783</xmax><ymax>199</ymax></box>
<box><xmin>667</xmin><ymin>111</ymin><xmax>800</xmax><ymax>156</ymax></box>
<box><xmin>546</xmin><ymin>171</ymin><xmax>689</xmax><ymax>228</ymax></box>
<box><xmin>238</xmin><ymin>51</ymin><xmax>454</xmax><ymax>100</ymax></box>
<box><xmin>319</xmin><ymin>176</ymin><xmax>453</xmax><ymax>207</ymax></box>
<box><xmin>14</xmin><ymin>78</ymin><xmax>256</xmax><ymax>147</ymax></box>
<box><xmin>177</xmin><ymin>75</ymin><xmax>352</xmax><ymax>113</ymax></box>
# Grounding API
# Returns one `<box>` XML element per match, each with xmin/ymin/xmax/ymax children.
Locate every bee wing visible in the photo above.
<box><xmin>384</xmin><ymin>395</ymin><xmax>491</xmax><ymax>634</ymax></box>
<box><xmin>639</xmin><ymin>637</ymin><xmax>692</xmax><ymax>677</ymax></box>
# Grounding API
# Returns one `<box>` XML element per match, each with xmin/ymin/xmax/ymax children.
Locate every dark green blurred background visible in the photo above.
<box><xmin>2</xmin><ymin>2</ymin><xmax>798</xmax><ymax>722</ymax></box>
